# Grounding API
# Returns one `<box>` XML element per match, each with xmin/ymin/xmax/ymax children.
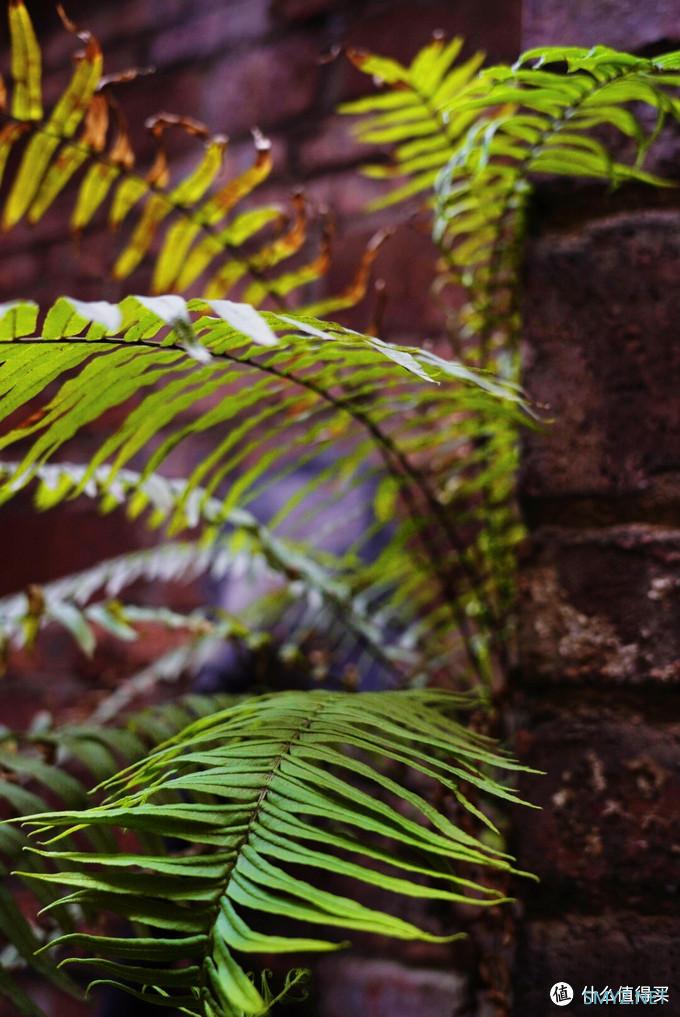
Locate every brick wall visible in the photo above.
<box><xmin>513</xmin><ymin>3</ymin><xmax>680</xmax><ymax>1014</ymax></box>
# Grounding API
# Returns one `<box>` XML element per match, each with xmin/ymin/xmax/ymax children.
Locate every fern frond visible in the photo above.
<box><xmin>0</xmin><ymin>1</ymin><xmax>380</xmax><ymax>308</ymax></box>
<box><xmin>0</xmin><ymin>462</ymin><xmax>429</xmax><ymax>685</ymax></box>
<box><xmin>342</xmin><ymin>40</ymin><xmax>680</xmax><ymax>667</ymax></box>
<box><xmin>345</xmin><ymin>37</ymin><xmax>680</xmax><ymax>364</ymax></box>
<box><xmin>0</xmin><ymin>693</ymin><xmax>235</xmax><ymax>1013</ymax></box>
<box><xmin>18</xmin><ymin>690</ymin><xmax>532</xmax><ymax>1016</ymax></box>
<box><xmin>0</xmin><ymin>296</ymin><xmax>527</xmax><ymax>683</ymax></box>
<box><xmin>435</xmin><ymin>45</ymin><xmax>680</xmax><ymax>362</ymax></box>
<box><xmin>340</xmin><ymin>35</ymin><xmax>485</xmax><ymax>208</ymax></box>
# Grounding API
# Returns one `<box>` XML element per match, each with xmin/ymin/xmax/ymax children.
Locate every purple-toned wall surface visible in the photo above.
<box><xmin>513</xmin><ymin>3</ymin><xmax>680</xmax><ymax>1014</ymax></box>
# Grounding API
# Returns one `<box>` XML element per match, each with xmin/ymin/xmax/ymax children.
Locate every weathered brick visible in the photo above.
<box><xmin>335</xmin><ymin>1</ymin><xmax>521</xmax><ymax>102</ymax></box>
<box><xmin>271</xmin><ymin>0</ymin><xmax>344</xmax><ymax>22</ymax></box>
<box><xmin>41</xmin><ymin>3</ymin><xmax>149</xmax><ymax>67</ymax></box>
<box><xmin>521</xmin><ymin>211</ymin><xmax>680</xmax><ymax>506</ymax></box>
<box><xmin>513</xmin><ymin>703</ymin><xmax>680</xmax><ymax>901</ymax></box>
<box><xmin>200</xmin><ymin>37</ymin><xmax>322</xmax><ymax>136</ymax></box>
<box><xmin>297</xmin><ymin>115</ymin><xmax>372</xmax><ymax>175</ymax></box>
<box><xmin>513</xmin><ymin>915</ymin><xmax>680</xmax><ymax>1016</ymax></box>
<box><xmin>109</xmin><ymin>67</ymin><xmax>205</xmax><ymax>158</ymax></box>
<box><xmin>303</xmin><ymin>169</ymin><xmax>386</xmax><ymax>219</ymax></box>
<box><xmin>305</xmin><ymin>220</ymin><xmax>448</xmax><ymax>335</ymax></box>
<box><xmin>148</xmin><ymin>2</ymin><xmax>271</xmax><ymax>68</ymax></box>
<box><xmin>523</xmin><ymin>0</ymin><xmax>680</xmax><ymax>51</ymax></box>
<box><xmin>316</xmin><ymin>959</ymin><xmax>471</xmax><ymax>1017</ymax></box>
<box><xmin>518</xmin><ymin>525</ymin><xmax>680</xmax><ymax>684</ymax></box>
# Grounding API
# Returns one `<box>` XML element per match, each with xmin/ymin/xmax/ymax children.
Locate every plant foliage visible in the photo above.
<box><xmin>6</xmin><ymin>6</ymin><xmax>679</xmax><ymax>1016</ymax></box>
<box><xmin>0</xmin><ymin>0</ymin><xmax>379</xmax><ymax>310</ymax></box>
<box><xmin>343</xmin><ymin>38</ymin><xmax>680</xmax><ymax>363</ymax></box>
<box><xmin>16</xmin><ymin>691</ymin><xmax>529</xmax><ymax>1017</ymax></box>
<box><xmin>0</xmin><ymin>694</ymin><xmax>235</xmax><ymax>1016</ymax></box>
<box><xmin>0</xmin><ymin>281</ymin><xmax>527</xmax><ymax>1012</ymax></box>
<box><xmin>0</xmin><ymin>294</ymin><xmax>526</xmax><ymax>682</ymax></box>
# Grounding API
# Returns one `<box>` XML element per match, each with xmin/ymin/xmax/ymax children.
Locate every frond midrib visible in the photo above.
<box><xmin>197</xmin><ymin>700</ymin><xmax>326</xmax><ymax>1011</ymax></box>
<box><xmin>6</xmin><ymin>329</ymin><xmax>501</xmax><ymax>680</ymax></box>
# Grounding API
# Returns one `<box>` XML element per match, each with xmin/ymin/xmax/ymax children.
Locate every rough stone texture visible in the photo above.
<box><xmin>516</xmin><ymin>6</ymin><xmax>680</xmax><ymax>1014</ymax></box>
<box><xmin>514</xmin><ymin>916</ymin><xmax>680</xmax><ymax>1015</ymax></box>
<box><xmin>521</xmin><ymin>212</ymin><xmax>680</xmax><ymax>507</ymax></box>
<box><xmin>522</xmin><ymin>0</ymin><xmax>680</xmax><ymax>50</ymax></box>
<box><xmin>514</xmin><ymin>703</ymin><xmax>680</xmax><ymax>902</ymax></box>
<box><xmin>518</xmin><ymin>526</ymin><xmax>680</xmax><ymax>684</ymax></box>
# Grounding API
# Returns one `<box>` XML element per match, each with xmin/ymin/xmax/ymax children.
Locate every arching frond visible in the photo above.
<box><xmin>0</xmin><ymin>1</ymin><xmax>380</xmax><ymax>308</ymax></box>
<box><xmin>0</xmin><ymin>296</ymin><xmax>527</xmax><ymax>683</ymax></box>
<box><xmin>435</xmin><ymin>45</ymin><xmax>680</xmax><ymax>362</ymax></box>
<box><xmin>18</xmin><ymin>690</ymin><xmax>533</xmax><ymax>1016</ymax></box>
<box><xmin>342</xmin><ymin>39</ymin><xmax>680</xmax><ymax>681</ymax></box>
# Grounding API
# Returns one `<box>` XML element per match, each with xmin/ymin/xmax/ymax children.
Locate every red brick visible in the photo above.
<box><xmin>297</xmin><ymin>115</ymin><xmax>373</xmax><ymax>175</ymax></box>
<box><xmin>513</xmin><ymin>704</ymin><xmax>680</xmax><ymax>901</ymax></box>
<box><xmin>522</xmin><ymin>211</ymin><xmax>680</xmax><ymax>506</ymax></box>
<box><xmin>513</xmin><ymin>916</ymin><xmax>680</xmax><ymax>1016</ymax></box>
<box><xmin>317</xmin><ymin>959</ymin><xmax>470</xmax><ymax>1017</ymax></box>
<box><xmin>303</xmin><ymin>168</ymin><xmax>386</xmax><ymax>219</ymax></box>
<box><xmin>294</xmin><ymin>219</ymin><xmax>448</xmax><ymax>336</ymax></box>
<box><xmin>271</xmin><ymin>0</ymin><xmax>345</xmax><ymax>22</ymax></box>
<box><xmin>518</xmin><ymin>525</ymin><xmax>680</xmax><ymax>684</ymax></box>
<box><xmin>200</xmin><ymin>37</ymin><xmax>322</xmax><ymax>136</ymax></box>
<box><xmin>148</xmin><ymin>3</ymin><xmax>271</xmax><ymax>68</ymax></box>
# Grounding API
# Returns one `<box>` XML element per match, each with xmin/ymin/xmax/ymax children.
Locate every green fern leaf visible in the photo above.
<box><xmin>345</xmin><ymin>36</ymin><xmax>680</xmax><ymax>365</ymax></box>
<box><xmin>0</xmin><ymin>296</ymin><xmax>527</xmax><ymax>684</ymax></box>
<box><xmin>0</xmin><ymin>1</ymin><xmax>381</xmax><ymax>308</ymax></box>
<box><xmin>17</xmin><ymin>690</ymin><xmax>533</xmax><ymax>1016</ymax></box>
<box><xmin>340</xmin><ymin>35</ymin><xmax>484</xmax><ymax>208</ymax></box>
<box><xmin>0</xmin><ymin>694</ymin><xmax>235</xmax><ymax>1011</ymax></box>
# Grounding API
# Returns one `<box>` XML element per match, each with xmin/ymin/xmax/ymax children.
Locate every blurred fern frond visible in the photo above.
<box><xmin>0</xmin><ymin>693</ymin><xmax>235</xmax><ymax>1015</ymax></box>
<box><xmin>0</xmin><ymin>295</ymin><xmax>527</xmax><ymax>682</ymax></box>
<box><xmin>339</xmin><ymin>35</ymin><xmax>484</xmax><ymax>207</ymax></box>
<box><xmin>0</xmin><ymin>0</ymin><xmax>381</xmax><ymax>309</ymax></box>
<box><xmin>344</xmin><ymin>38</ymin><xmax>680</xmax><ymax>363</ymax></box>
<box><xmin>0</xmin><ymin>465</ymin><xmax>426</xmax><ymax>687</ymax></box>
<box><xmin>16</xmin><ymin>690</ymin><xmax>532</xmax><ymax>1017</ymax></box>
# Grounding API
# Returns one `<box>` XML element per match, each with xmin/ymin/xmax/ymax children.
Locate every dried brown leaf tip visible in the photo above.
<box><xmin>0</xmin><ymin>0</ymin><xmax>379</xmax><ymax>315</ymax></box>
